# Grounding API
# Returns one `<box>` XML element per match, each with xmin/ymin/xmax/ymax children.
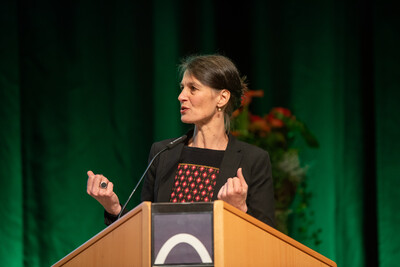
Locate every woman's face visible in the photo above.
<box><xmin>178</xmin><ymin>71</ymin><xmax>221</xmax><ymax>126</ymax></box>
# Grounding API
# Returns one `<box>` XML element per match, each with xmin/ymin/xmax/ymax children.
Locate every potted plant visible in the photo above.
<box><xmin>232</xmin><ymin>90</ymin><xmax>320</xmax><ymax>239</ymax></box>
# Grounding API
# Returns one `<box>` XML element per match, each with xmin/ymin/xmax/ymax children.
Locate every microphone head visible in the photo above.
<box><xmin>166</xmin><ymin>135</ymin><xmax>188</xmax><ymax>149</ymax></box>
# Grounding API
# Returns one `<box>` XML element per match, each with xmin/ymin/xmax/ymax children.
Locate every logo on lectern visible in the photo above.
<box><xmin>152</xmin><ymin>213</ymin><xmax>213</xmax><ymax>265</ymax></box>
<box><xmin>154</xmin><ymin>233</ymin><xmax>212</xmax><ymax>264</ymax></box>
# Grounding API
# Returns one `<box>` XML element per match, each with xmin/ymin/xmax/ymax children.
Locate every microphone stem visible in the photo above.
<box><xmin>117</xmin><ymin>147</ymin><xmax>167</xmax><ymax>220</ymax></box>
<box><xmin>116</xmin><ymin>134</ymin><xmax>187</xmax><ymax>220</ymax></box>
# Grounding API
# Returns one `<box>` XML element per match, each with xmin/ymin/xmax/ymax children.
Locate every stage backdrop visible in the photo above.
<box><xmin>1</xmin><ymin>0</ymin><xmax>399</xmax><ymax>266</ymax></box>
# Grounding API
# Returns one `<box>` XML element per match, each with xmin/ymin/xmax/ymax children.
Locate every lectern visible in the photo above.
<box><xmin>53</xmin><ymin>201</ymin><xmax>336</xmax><ymax>266</ymax></box>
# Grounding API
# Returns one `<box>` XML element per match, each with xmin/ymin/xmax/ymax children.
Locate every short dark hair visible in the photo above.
<box><xmin>179</xmin><ymin>54</ymin><xmax>248</xmax><ymax>117</ymax></box>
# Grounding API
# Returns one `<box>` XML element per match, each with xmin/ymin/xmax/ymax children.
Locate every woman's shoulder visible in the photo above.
<box><xmin>230</xmin><ymin>135</ymin><xmax>269</xmax><ymax>157</ymax></box>
<box><xmin>229</xmin><ymin>136</ymin><xmax>271</xmax><ymax>171</ymax></box>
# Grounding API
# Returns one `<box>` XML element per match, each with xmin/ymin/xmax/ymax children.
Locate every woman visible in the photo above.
<box><xmin>87</xmin><ymin>55</ymin><xmax>276</xmax><ymax>227</ymax></box>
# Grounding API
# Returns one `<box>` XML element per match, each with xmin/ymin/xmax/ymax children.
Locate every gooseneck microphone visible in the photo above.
<box><xmin>117</xmin><ymin>135</ymin><xmax>188</xmax><ymax>220</ymax></box>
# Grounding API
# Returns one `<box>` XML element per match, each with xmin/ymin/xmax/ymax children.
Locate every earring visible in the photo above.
<box><xmin>217</xmin><ymin>107</ymin><xmax>222</xmax><ymax>112</ymax></box>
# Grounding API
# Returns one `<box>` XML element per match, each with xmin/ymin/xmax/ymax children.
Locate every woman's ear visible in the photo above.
<box><xmin>218</xmin><ymin>89</ymin><xmax>231</xmax><ymax>108</ymax></box>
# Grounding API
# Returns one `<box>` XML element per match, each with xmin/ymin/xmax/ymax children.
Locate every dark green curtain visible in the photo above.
<box><xmin>1</xmin><ymin>0</ymin><xmax>399</xmax><ymax>266</ymax></box>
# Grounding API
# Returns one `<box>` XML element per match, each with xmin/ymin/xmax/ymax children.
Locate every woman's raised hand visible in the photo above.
<box><xmin>217</xmin><ymin>168</ymin><xmax>248</xmax><ymax>213</ymax></box>
<box><xmin>86</xmin><ymin>171</ymin><xmax>121</xmax><ymax>215</ymax></box>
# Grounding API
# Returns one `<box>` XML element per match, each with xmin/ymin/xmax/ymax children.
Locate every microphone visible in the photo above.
<box><xmin>166</xmin><ymin>135</ymin><xmax>187</xmax><ymax>149</ymax></box>
<box><xmin>117</xmin><ymin>135</ymin><xmax>188</xmax><ymax>220</ymax></box>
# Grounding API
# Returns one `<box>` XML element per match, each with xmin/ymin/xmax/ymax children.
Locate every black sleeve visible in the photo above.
<box><xmin>104</xmin><ymin>204</ymin><xmax>130</xmax><ymax>226</ymax></box>
<box><xmin>246</xmin><ymin>150</ymin><xmax>276</xmax><ymax>228</ymax></box>
<box><xmin>140</xmin><ymin>142</ymin><xmax>158</xmax><ymax>202</ymax></box>
<box><xmin>104</xmin><ymin>209</ymin><xmax>119</xmax><ymax>226</ymax></box>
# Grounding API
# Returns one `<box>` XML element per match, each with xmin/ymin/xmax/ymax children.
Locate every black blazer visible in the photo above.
<box><xmin>141</xmin><ymin>131</ymin><xmax>276</xmax><ymax>227</ymax></box>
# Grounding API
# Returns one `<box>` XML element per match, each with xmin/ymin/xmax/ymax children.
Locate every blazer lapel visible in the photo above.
<box><xmin>212</xmin><ymin>135</ymin><xmax>242</xmax><ymax>200</ymax></box>
<box><xmin>156</xmin><ymin>142</ymin><xmax>184</xmax><ymax>202</ymax></box>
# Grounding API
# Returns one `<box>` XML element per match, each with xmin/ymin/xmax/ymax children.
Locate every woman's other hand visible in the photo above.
<box><xmin>86</xmin><ymin>171</ymin><xmax>121</xmax><ymax>215</ymax></box>
<box><xmin>217</xmin><ymin>168</ymin><xmax>248</xmax><ymax>212</ymax></box>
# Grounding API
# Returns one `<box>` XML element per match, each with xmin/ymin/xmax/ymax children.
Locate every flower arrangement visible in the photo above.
<box><xmin>232</xmin><ymin>90</ymin><xmax>320</xmax><ymax>242</ymax></box>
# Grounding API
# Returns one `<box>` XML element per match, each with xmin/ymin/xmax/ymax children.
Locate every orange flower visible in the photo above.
<box><xmin>249</xmin><ymin>114</ymin><xmax>271</xmax><ymax>132</ymax></box>
<box><xmin>241</xmin><ymin>90</ymin><xmax>264</xmax><ymax>106</ymax></box>
<box><xmin>250</xmin><ymin>114</ymin><xmax>263</xmax><ymax>122</ymax></box>
<box><xmin>251</xmin><ymin>120</ymin><xmax>271</xmax><ymax>133</ymax></box>
<box><xmin>232</xmin><ymin>108</ymin><xmax>242</xmax><ymax>118</ymax></box>
<box><xmin>266</xmin><ymin>113</ymin><xmax>284</xmax><ymax>128</ymax></box>
<box><xmin>271</xmin><ymin>107</ymin><xmax>291</xmax><ymax>117</ymax></box>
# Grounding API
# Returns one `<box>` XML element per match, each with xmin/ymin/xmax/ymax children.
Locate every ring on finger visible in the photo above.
<box><xmin>100</xmin><ymin>181</ymin><xmax>108</xmax><ymax>189</ymax></box>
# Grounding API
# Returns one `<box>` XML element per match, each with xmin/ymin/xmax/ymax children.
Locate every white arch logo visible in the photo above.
<box><xmin>154</xmin><ymin>233</ymin><xmax>212</xmax><ymax>264</ymax></box>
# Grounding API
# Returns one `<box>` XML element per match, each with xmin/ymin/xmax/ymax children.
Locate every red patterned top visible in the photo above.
<box><xmin>170</xmin><ymin>146</ymin><xmax>224</xmax><ymax>203</ymax></box>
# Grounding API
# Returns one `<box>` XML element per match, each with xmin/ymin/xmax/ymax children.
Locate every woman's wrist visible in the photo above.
<box><xmin>105</xmin><ymin>204</ymin><xmax>121</xmax><ymax>216</ymax></box>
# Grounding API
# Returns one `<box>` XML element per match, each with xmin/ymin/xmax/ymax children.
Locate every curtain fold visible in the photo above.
<box><xmin>374</xmin><ymin>2</ymin><xmax>400</xmax><ymax>266</ymax></box>
<box><xmin>0</xmin><ymin>2</ymin><xmax>23</xmax><ymax>266</ymax></box>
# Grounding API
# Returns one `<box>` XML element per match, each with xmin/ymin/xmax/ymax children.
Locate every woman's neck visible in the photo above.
<box><xmin>189</xmin><ymin>125</ymin><xmax>228</xmax><ymax>150</ymax></box>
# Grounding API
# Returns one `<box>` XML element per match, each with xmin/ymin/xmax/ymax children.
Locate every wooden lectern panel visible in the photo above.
<box><xmin>53</xmin><ymin>202</ymin><xmax>151</xmax><ymax>267</ymax></box>
<box><xmin>54</xmin><ymin>201</ymin><xmax>336</xmax><ymax>266</ymax></box>
<box><xmin>213</xmin><ymin>201</ymin><xmax>336</xmax><ymax>267</ymax></box>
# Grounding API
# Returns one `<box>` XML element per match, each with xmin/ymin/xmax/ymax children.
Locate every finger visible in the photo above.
<box><xmin>98</xmin><ymin>181</ymin><xmax>111</xmax><ymax>197</ymax></box>
<box><xmin>218</xmin><ymin>185</ymin><xmax>225</xmax><ymax>199</ymax></box>
<box><xmin>88</xmin><ymin>175</ymin><xmax>97</xmax><ymax>195</ymax></box>
<box><xmin>99</xmin><ymin>175</ymin><xmax>109</xmax><ymax>187</ymax></box>
<box><xmin>91</xmin><ymin>175</ymin><xmax>103</xmax><ymax>195</ymax></box>
<box><xmin>106</xmin><ymin>182</ymin><xmax>114</xmax><ymax>194</ymax></box>
<box><xmin>232</xmin><ymin>178</ymin><xmax>242</xmax><ymax>194</ymax></box>
<box><xmin>226</xmin><ymin>178</ymin><xmax>233</xmax><ymax>195</ymax></box>
<box><xmin>237</xmin><ymin>168</ymin><xmax>247</xmax><ymax>186</ymax></box>
<box><xmin>87</xmin><ymin>175</ymin><xmax>98</xmax><ymax>195</ymax></box>
<box><xmin>87</xmin><ymin>171</ymin><xmax>95</xmax><ymax>189</ymax></box>
<box><xmin>98</xmin><ymin>176</ymin><xmax>112</xmax><ymax>197</ymax></box>
<box><xmin>100</xmin><ymin>178</ymin><xmax>112</xmax><ymax>194</ymax></box>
